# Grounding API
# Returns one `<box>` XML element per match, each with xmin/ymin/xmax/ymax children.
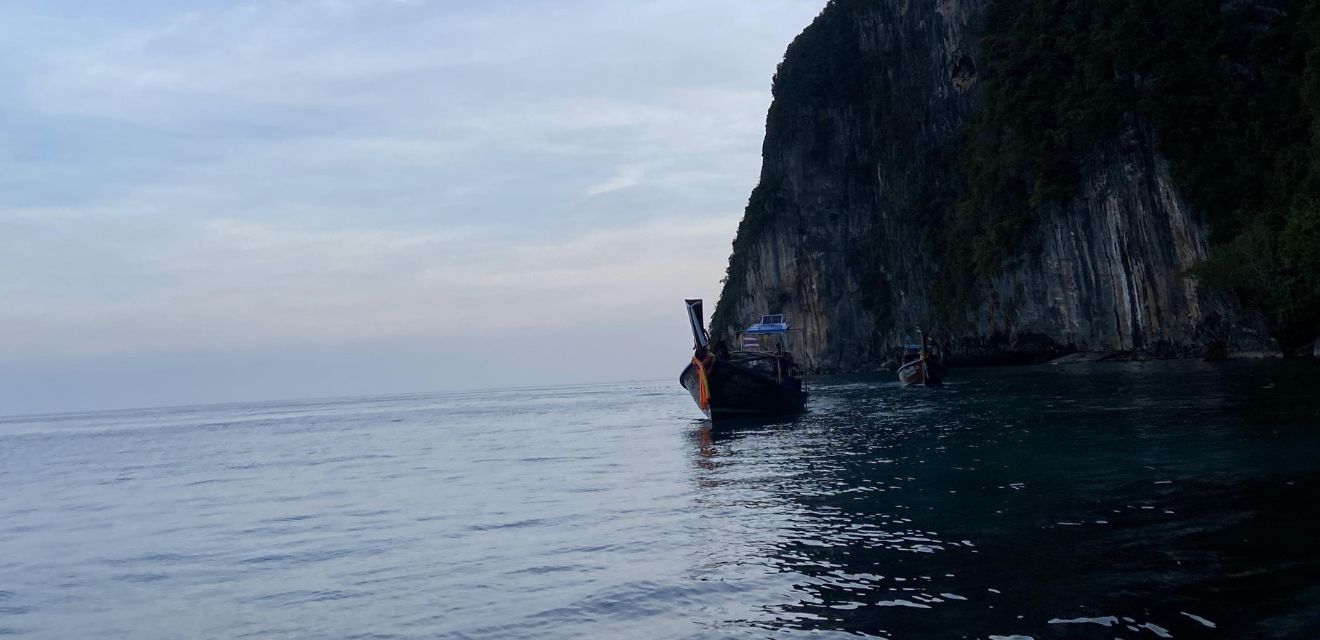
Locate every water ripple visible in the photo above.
<box><xmin>0</xmin><ymin>365</ymin><xmax>1317</xmax><ymax>638</ymax></box>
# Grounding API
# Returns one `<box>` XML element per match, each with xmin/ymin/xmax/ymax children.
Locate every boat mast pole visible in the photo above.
<box><xmin>685</xmin><ymin>299</ymin><xmax>710</xmax><ymax>351</ymax></box>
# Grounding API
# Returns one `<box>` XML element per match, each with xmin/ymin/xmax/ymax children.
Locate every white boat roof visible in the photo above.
<box><xmin>746</xmin><ymin>314</ymin><xmax>788</xmax><ymax>334</ymax></box>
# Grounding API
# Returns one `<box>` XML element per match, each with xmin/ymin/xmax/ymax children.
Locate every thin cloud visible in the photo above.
<box><xmin>584</xmin><ymin>165</ymin><xmax>648</xmax><ymax>197</ymax></box>
<box><xmin>0</xmin><ymin>214</ymin><xmax>740</xmax><ymax>361</ymax></box>
<box><xmin>0</xmin><ymin>0</ymin><xmax>826</xmax><ymax>411</ymax></box>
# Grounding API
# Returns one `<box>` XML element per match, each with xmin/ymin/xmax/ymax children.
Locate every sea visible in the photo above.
<box><xmin>1</xmin><ymin>359</ymin><xmax>1318</xmax><ymax>639</ymax></box>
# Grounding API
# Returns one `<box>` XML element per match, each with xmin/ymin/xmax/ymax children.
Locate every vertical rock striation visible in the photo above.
<box><xmin>713</xmin><ymin>0</ymin><xmax>1271</xmax><ymax>370</ymax></box>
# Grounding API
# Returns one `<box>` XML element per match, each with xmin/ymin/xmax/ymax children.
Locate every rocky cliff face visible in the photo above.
<box><xmin>712</xmin><ymin>0</ymin><xmax>1273</xmax><ymax>370</ymax></box>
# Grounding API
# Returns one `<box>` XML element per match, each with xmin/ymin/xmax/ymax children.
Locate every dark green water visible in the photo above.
<box><xmin>1</xmin><ymin>359</ymin><xmax>1316</xmax><ymax>638</ymax></box>
<box><xmin>687</xmin><ymin>359</ymin><xmax>1320</xmax><ymax>639</ymax></box>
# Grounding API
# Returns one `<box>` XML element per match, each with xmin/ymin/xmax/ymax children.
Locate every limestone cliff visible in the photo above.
<box><xmin>712</xmin><ymin>0</ymin><xmax>1275</xmax><ymax>370</ymax></box>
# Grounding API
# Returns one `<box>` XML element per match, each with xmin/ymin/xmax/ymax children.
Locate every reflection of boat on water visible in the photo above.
<box><xmin>898</xmin><ymin>330</ymin><xmax>946</xmax><ymax>386</ymax></box>
<box><xmin>679</xmin><ymin>299</ymin><xmax>808</xmax><ymax>424</ymax></box>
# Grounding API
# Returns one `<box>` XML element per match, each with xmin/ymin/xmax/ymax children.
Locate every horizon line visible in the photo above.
<box><xmin>0</xmin><ymin>377</ymin><xmax>676</xmax><ymax>423</ymax></box>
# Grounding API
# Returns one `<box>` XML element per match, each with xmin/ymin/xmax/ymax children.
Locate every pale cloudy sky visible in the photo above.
<box><xmin>0</xmin><ymin>0</ymin><xmax>825</xmax><ymax>414</ymax></box>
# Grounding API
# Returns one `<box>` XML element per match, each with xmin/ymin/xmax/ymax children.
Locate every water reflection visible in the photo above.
<box><xmin>685</xmin><ymin>360</ymin><xmax>1320</xmax><ymax>639</ymax></box>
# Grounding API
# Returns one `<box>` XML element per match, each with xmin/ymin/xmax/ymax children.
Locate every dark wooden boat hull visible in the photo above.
<box><xmin>680</xmin><ymin>359</ymin><xmax>807</xmax><ymax>423</ymax></box>
<box><xmin>898</xmin><ymin>359</ymin><xmax>947</xmax><ymax>386</ymax></box>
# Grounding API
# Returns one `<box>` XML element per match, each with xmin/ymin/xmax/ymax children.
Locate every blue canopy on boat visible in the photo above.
<box><xmin>746</xmin><ymin>314</ymin><xmax>789</xmax><ymax>335</ymax></box>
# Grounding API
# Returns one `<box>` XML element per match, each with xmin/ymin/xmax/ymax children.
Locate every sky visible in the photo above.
<box><xmin>0</xmin><ymin>0</ymin><xmax>826</xmax><ymax>414</ymax></box>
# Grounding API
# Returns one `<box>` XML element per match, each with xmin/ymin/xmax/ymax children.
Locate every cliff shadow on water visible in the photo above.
<box><xmin>713</xmin><ymin>0</ymin><xmax>1320</xmax><ymax>371</ymax></box>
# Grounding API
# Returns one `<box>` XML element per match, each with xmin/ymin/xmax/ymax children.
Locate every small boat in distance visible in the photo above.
<box><xmin>898</xmin><ymin>330</ymin><xmax>947</xmax><ymax>386</ymax></box>
<box><xmin>679</xmin><ymin>300</ymin><xmax>808</xmax><ymax>424</ymax></box>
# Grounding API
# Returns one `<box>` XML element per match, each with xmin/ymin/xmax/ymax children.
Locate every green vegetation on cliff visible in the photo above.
<box><xmin>716</xmin><ymin>0</ymin><xmax>1320</xmax><ymax>350</ymax></box>
<box><xmin>946</xmin><ymin>0</ymin><xmax>1320</xmax><ymax>347</ymax></box>
<box><xmin>711</xmin><ymin>0</ymin><xmax>872</xmax><ymax>336</ymax></box>
<box><xmin>713</xmin><ymin>0</ymin><xmax>933</xmax><ymax>336</ymax></box>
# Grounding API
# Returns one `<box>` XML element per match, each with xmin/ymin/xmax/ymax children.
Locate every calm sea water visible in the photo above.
<box><xmin>2</xmin><ymin>360</ymin><xmax>1318</xmax><ymax>639</ymax></box>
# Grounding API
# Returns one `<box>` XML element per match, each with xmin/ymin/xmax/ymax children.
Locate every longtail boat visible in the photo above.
<box><xmin>678</xmin><ymin>299</ymin><xmax>808</xmax><ymax>424</ymax></box>
<box><xmin>898</xmin><ymin>330</ymin><xmax>947</xmax><ymax>386</ymax></box>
